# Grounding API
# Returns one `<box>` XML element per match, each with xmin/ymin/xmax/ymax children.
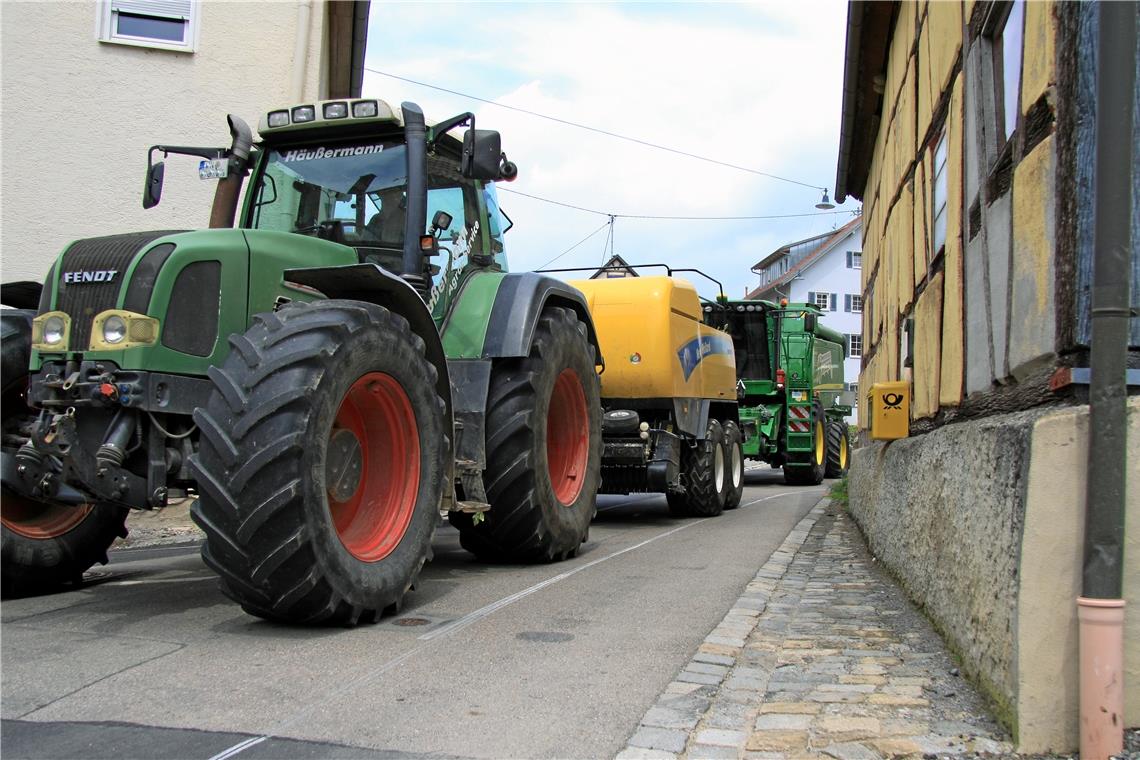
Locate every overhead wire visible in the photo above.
<box><xmin>498</xmin><ymin>186</ymin><xmax>855</xmax><ymax>221</ymax></box>
<box><xmin>365</xmin><ymin>67</ymin><xmax>825</xmax><ymax>190</ymax></box>
<box><xmin>536</xmin><ymin>221</ymin><xmax>612</xmax><ymax>270</ymax></box>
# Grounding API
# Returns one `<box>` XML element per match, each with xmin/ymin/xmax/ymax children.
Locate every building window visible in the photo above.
<box><xmin>848</xmin><ymin>334</ymin><xmax>863</xmax><ymax>358</ymax></box>
<box><xmin>847</xmin><ymin>294</ymin><xmax>863</xmax><ymax>313</ymax></box>
<box><xmin>808</xmin><ymin>292</ymin><xmax>835</xmax><ymax>311</ymax></box>
<box><xmin>992</xmin><ymin>0</ymin><xmax>1025</xmax><ymax>141</ymax></box>
<box><xmin>930</xmin><ymin>129</ymin><xmax>948</xmax><ymax>261</ymax></box>
<box><xmin>847</xmin><ymin>251</ymin><xmax>862</xmax><ymax>269</ymax></box>
<box><xmin>98</xmin><ymin>1</ymin><xmax>198</xmax><ymax>52</ymax></box>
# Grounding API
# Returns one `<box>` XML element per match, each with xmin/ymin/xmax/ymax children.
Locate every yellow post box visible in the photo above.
<box><xmin>869</xmin><ymin>381</ymin><xmax>910</xmax><ymax>440</ymax></box>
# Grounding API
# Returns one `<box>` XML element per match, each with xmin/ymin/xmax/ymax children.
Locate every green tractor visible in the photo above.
<box><xmin>703</xmin><ymin>299</ymin><xmax>850</xmax><ymax>485</ymax></box>
<box><xmin>0</xmin><ymin>98</ymin><xmax>602</xmax><ymax>624</ymax></box>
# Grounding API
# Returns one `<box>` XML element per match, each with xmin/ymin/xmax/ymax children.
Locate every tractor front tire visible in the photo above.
<box><xmin>1</xmin><ymin>310</ymin><xmax>127</xmax><ymax>596</ymax></box>
<box><xmin>450</xmin><ymin>306</ymin><xmax>600</xmax><ymax>562</ymax></box>
<box><xmin>191</xmin><ymin>300</ymin><xmax>446</xmax><ymax>625</ymax></box>
<box><xmin>722</xmin><ymin>420</ymin><xmax>745</xmax><ymax>509</ymax></box>
<box><xmin>823</xmin><ymin>416</ymin><xmax>850</xmax><ymax>478</ymax></box>
<box><xmin>668</xmin><ymin>419</ymin><xmax>727</xmax><ymax>518</ymax></box>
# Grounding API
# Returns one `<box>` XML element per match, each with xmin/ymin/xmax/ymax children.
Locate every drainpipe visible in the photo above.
<box><xmin>1079</xmin><ymin>2</ymin><xmax>1133</xmax><ymax>758</ymax></box>
<box><xmin>291</xmin><ymin>0</ymin><xmax>313</xmax><ymax>101</ymax></box>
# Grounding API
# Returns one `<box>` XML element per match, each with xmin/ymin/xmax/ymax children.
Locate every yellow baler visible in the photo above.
<box><xmin>569</xmin><ymin>276</ymin><xmax>743</xmax><ymax>516</ymax></box>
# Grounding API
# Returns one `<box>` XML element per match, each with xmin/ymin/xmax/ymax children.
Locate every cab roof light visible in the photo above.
<box><xmin>267</xmin><ymin>110</ymin><xmax>290</xmax><ymax>127</ymax></box>
<box><xmin>291</xmin><ymin>105</ymin><xmax>315</xmax><ymax>123</ymax></box>
<box><xmin>323</xmin><ymin>102</ymin><xmax>348</xmax><ymax>119</ymax></box>
<box><xmin>352</xmin><ymin>100</ymin><xmax>378</xmax><ymax>118</ymax></box>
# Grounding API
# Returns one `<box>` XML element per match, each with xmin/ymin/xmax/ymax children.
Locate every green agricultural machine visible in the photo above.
<box><xmin>0</xmin><ymin>98</ymin><xmax>603</xmax><ymax>624</ymax></box>
<box><xmin>703</xmin><ymin>299</ymin><xmax>850</xmax><ymax>485</ymax></box>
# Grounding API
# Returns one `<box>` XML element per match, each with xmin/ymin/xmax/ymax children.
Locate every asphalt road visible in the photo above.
<box><xmin>1</xmin><ymin>469</ymin><xmax>826</xmax><ymax>760</ymax></box>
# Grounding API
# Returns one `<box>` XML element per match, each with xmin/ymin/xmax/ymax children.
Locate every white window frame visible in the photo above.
<box><xmin>97</xmin><ymin>0</ymin><xmax>199</xmax><ymax>53</ymax></box>
<box><xmin>814</xmin><ymin>292</ymin><xmax>830</xmax><ymax>310</ymax></box>
<box><xmin>848</xmin><ymin>333</ymin><xmax>863</xmax><ymax>358</ymax></box>
<box><xmin>851</xmin><ymin>294</ymin><xmax>863</xmax><ymax>313</ymax></box>
<box><xmin>851</xmin><ymin>251</ymin><xmax>862</xmax><ymax>269</ymax></box>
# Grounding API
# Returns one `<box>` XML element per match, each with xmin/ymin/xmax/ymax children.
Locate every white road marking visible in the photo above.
<box><xmin>204</xmin><ymin>486</ymin><xmax>817</xmax><ymax>758</ymax></box>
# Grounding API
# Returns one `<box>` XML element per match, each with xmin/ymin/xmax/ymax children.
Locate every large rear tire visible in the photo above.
<box><xmin>1</xmin><ymin>310</ymin><xmax>127</xmax><ymax>596</ymax></box>
<box><xmin>823</xmin><ymin>416</ymin><xmax>850</xmax><ymax>478</ymax></box>
<box><xmin>722</xmin><ymin>420</ymin><xmax>745</xmax><ymax>509</ymax></box>
<box><xmin>191</xmin><ymin>301</ymin><xmax>446</xmax><ymax>625</ymax></box>
<box><xmin>668</xmin><ymin>419</ymin><xmax>727</xmax><ymax>517</ymax></box>
<box><xmin>450</xmin><ymin>306</ymin><xmax>600</xmax><ymax>562</ymax></box>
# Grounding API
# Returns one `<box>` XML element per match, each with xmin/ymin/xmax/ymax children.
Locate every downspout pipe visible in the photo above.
<box><xmin>292</xmin><ymin>0</ymin><xmax>313</xmax><ymax>102</ymax></box>
<box><xmin>1079</xmin><ymin>2</ymin><xmax>1134</xmax><ymax>757</ymax></box>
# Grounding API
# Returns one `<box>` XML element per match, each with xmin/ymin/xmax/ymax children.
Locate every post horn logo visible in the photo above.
<box><xmin>882</xmin><ymin>392</ymin><xmax>904</xmax><ymax>410</ymax></box>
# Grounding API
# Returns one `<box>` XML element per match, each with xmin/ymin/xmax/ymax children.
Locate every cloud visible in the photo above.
<box><xmin>364</xmin><ymin>1</ymin><xmax>858</xmax><ymax>299</ymax></box>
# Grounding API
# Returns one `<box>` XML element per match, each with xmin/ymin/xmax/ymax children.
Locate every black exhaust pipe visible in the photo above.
<box><xmin>401</xmin><ymin>102</ymin><xmax>429</xmax><ymax>300</ymax></box>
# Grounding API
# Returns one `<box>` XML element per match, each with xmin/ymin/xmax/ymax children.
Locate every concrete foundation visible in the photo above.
<box><xmin>848</xmin><ymin>397</ymin><xmax>1139</xmax><ymax>752</ymax></box>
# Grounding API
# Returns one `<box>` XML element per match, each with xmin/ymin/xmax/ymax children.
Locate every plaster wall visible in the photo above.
<box><xmin>0</xmin><ymin>1</ymin><xmax>328</xmax><ymax>283</ymax></box>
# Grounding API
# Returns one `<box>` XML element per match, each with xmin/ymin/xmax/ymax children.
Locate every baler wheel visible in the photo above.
<box><xmin>668</xmin><ymin>419</ymin><xmax>727</xmax><ymax>518</ymax></box>
<box><xmin>191</xmin><ymin>300</ymin><xmax>446</xmax><ymax>625</ymax></box>
<box><xmin>722</xmin><ymin>420</ymin><xmax>745</xmax><ymax>509</ymax></box>
<box><xmin>1</xmin><ymin>309</ymin><xmax>128</xmax><ymax>596</ymax></box>
<box><xmin>450</xmin><ymin>306</ymin><xmax>600</xmax><ymax>562</ymax></box>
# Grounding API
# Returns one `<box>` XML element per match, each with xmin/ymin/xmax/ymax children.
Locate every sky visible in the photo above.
<box><xmin>362</xmin><ymin>1</ymin><xmax>861</xmax><ymax>301</ymax></box>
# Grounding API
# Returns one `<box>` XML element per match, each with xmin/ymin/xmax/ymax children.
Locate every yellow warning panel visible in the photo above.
<box><xmin>870</xmin><ymin>381</ymin><xmax>910</xmax><ymax>440</ymax></box>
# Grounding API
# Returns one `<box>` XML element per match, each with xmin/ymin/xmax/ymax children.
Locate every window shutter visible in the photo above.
<box><xmin>112</xmin><ymin>0</ymin><xmax>192</xmax><ymax>18</ymax></box>
<box><xmin>844</xmin><ymin>294</ymin><xmax>851</xmax><ymax>312</ymax></box>
<box><xmin>846</xmin><ymin>251</ymin><xmax>853</xmax><ymax>268</ymax></box>
<box><xmin>807</xmin><ymin>291</ymin><xmax>815</xmax><ymax>305</ymax></box>
<box><xmin>830</xmin><ymin>293</ymin><xmax>837</xmax><ymax>311</ymax></box>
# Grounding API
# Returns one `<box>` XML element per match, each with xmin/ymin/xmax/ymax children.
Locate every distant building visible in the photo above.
<box><xmin>590</xmin><ymin>254</ymin><xmax>639</xmax><ymax>279</ymax></box>
<box><xmin>747</xmin><ymin>216</ymin><xmax>863</xmax><ymax>422</ymax></box>
<box><xmin>0</xmin><ymin>0</ymin><xmax>369</xmax><ymax>282</ymax></box>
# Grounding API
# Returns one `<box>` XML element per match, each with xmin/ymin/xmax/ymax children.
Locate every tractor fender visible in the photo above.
<box><xmin>481</xmin><ymin>272</ymin><xmax>603</xmax><ymax>366</ymax></box>
<box><xmin>283</xmin><ymin>264</ymin><xmax>453</xmax><ymax>437</ymax></box>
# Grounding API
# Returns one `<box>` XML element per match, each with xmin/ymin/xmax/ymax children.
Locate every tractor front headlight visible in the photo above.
<box><xmin>103</xmin><ymin>315</ymin><xmax>127</xmax><ymax>344</ymax></box>
<box><xmin>88</xmin><ymin>310</ymin><xmax>160</xmax><ymax>351</ymax></box>
<box><xmin>32</xmin><ymin>311</ymin><xmax>71</xmax><ymax>351</ymax></box>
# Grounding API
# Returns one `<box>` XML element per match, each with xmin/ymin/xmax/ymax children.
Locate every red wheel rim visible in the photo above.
<box><xmin>546</xmin><ymin>368</ymin><xmax>589</xmax><ymax>506</ymax></box>
<box><xmin>1</xmin><ymin>497</ymin><xmax>91</xmax><ymax>539</ymax></box>
<box><xmin>326</xmin><ymin>372</ymin><xmax>420</xmax><ymax>562</ymax></box>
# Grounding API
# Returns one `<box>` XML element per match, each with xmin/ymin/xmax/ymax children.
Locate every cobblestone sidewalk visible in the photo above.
<box><xmin>618</xmin><ymin>498</ymin><xmax>1012</xmax><ymax>760</ymax></box>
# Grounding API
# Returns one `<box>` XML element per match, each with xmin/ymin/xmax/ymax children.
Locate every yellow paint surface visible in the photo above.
<box><xmin>1011</xmin><ymin>136</ymin><xmax>1055</xmax><ymax>318</ymax></box>
<box><xmin>912</xmin><ymin>270</ymin><xmax>944</xmax><ymax>419</ymax></box>
<box><xmin>1021</xmin><ymin>0</ymin><xmax>1056</xmax><ymax>110</ymax></box>
<box><xmin>926</xmin><ymin>0</ymin><xmax>963</xmax><ymax>100</ymax></box>
<box><xmin>569</xmin><ymin>276</ymin><xmax>736</xmax><ymax>402</ymax></box>
<box><xmin>917</xmin><ymin>19</ymin><xmax>933</xmax><ymax>143</ymax></box>
<box><xmin>870</xmin><ymin>381</ymin><xmax>910</xmax><ymax>439</ymax></box>
<box><xmin>940</xmin><ymin>76</ymin><xmax>965</xmax><ymax>407</ymax></box>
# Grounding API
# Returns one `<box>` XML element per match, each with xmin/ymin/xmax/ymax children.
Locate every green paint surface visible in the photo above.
<box><xmin>440</xmin><ymin>270</ymin><xmax>505</xmax><ymax>358</ymax></box>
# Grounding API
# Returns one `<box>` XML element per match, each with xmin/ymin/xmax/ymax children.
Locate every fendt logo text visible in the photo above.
<box><xmin>63</xmin><ymin>270</ymin><xmax>118</xmax><ymax>284</ymax></box>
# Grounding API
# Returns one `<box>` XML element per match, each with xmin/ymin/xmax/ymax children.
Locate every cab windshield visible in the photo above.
<box><xmin>246</xmin><ymin>140</ymin><xmax>507</xmax><ymax>272</ymax></box>
<box><xmin>720</xmin><ymin>310</ymin><xmax>771</xmax><ymax>381</ymax></box>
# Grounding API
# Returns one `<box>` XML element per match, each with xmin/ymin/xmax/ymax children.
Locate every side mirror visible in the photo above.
<box><xmin>143</xmin><ymin>161</ymin><xmax>165</xmax><ymax>209</ymax></box>
<box><xmin>461</xmin><ymin>129</ymin><xmax>503</xmax><ymax>180</ymax></box>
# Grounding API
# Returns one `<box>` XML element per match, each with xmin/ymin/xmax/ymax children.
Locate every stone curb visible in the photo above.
<box><xmin>616</xmin><ymin>498</ymin><xmax>830</xmax><ymax>760</ymax></box>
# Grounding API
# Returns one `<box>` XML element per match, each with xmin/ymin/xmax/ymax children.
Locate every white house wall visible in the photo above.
<box><xmin>0</xmin><ymin>1</ymin><xmax>329</xmax><ymax>283</ymax></box>
<box><xmin>784</xmin><ymin>228</ymin><xmax>863</xmax><ymax>423</ymax></box>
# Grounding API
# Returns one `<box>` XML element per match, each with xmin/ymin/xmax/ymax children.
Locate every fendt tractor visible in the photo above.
<box><xmin>705</xmin><ymin>298</ymin><xmax>851</xmax><ymax>485</ymax></box>
<box><xmin>0</xmin><ymin>98</ymin><xmax>604</xmax><ymax>624</ymax></box>
<box><xmin>567</xmin><ymin>271</ymin><xmax>745</xmax><ymax>518</ymax></box>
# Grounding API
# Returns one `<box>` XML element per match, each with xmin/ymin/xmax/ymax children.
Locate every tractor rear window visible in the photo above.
<box><xmin>724</xmin><ymin>312</ymin><xmax>771</xmax><ymax>381</ymax></box>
